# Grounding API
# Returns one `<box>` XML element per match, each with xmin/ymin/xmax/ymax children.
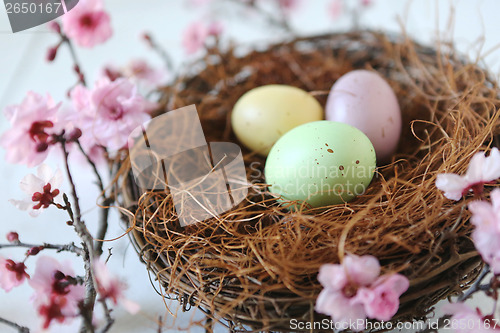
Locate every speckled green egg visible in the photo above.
<box><xmin>264</xmin><ymin>121</ymin><xmax>376</xmax><ymax>208</ymax></box>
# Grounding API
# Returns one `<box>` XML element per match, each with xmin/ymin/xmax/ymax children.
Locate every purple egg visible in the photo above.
<box><xmin>325</xmin><ymin>70</ymin><xmax>402</xmax><ymax>163</ymax></box>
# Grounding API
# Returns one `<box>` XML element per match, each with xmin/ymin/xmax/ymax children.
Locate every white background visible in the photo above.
<box><xmin>0</xmin><ymin>0</ymin><xmax>499</xmax><ymax>332</ymax></box>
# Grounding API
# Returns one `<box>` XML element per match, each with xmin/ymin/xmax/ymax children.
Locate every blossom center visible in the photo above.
<box><xmin>5</xmin><ymin>260</ymin><xmax>28</xmax><ymax>281</ymax></box>
<box><xmin>106</xmin><ymin>105</ymin><xmax>124</xmax><ymax>120</ymax></box>
<box><xmin>32</xmin><ymin>183</ymin><xmax>60</xmax><ymax>210</ymax></box>
<box><xmin>342</xmin><ymin>282</ymin><xmax>358</xmax><ymax>298</ymax></box>
<box><xmin>39</xmin><ymin>297</ymin><xmax>67</xmax><ymax>329</ymax></box>
<box><xmin>29</xmin><ymin>120</ymin><xmax>54</xmax><ymax>143</ymax></box>
<box><xmin>52</xmin><ymin>271</ymin><xmax>71</xmax><ymax>296</ymax></box>
<box><xmin>80</xmin><ymin>14</ymin><xmax>95</xmax><ymax>28</ymax></box>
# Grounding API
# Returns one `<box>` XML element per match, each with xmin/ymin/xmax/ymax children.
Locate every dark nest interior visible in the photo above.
<box><xmin>112</xmin><ymin>30</ymin><xmax>500</xmax><ymax>332</ymax></box>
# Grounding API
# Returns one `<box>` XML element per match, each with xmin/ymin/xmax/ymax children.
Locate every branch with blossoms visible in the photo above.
<box><xmin>0</xmin><ymin>0</ymin><xmax>166</xmax><ymax>331</ymax></box>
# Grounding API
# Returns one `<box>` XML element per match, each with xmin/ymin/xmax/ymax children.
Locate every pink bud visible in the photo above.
<box><xmin>36</xmin><ymin>142</ymin><xmax>49</xmax><ymax>152</ymax></box>
<box><xmin>46</xmin><ymin>46</ymin><xmax>59</xmax><ymax>62</ymax></box>
<box><xmin>142</xmin><ymin>32</ymin><xmax>153</xmax><ymax>46</ymax></box>
<box><xmin>67</xmin><ymin>128</ymin><xmax>82</xmax><ymax>142</ymax></box>
<box><xmin>6</xmin><ymin>232</ymin><xmax>19</xmax><ymax>243</ymax></box>
<box><xmin>27</xmin><ymin>246</ymin><xmax>43</xmax><ymax>256</ymax></box>
<box><xmin>48</xmin><ymin>21</ymin><xmax>61</xmax><ymax>34</ymax></box>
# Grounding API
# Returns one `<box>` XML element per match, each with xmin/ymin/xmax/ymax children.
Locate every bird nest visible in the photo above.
<box><xmin>112</xmin><ymin>30</ymin><xmax>500</xmax><ymax>332</ymax></box>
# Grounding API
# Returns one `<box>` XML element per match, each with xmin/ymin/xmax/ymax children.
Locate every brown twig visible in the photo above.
<box><xmin>143</xmin><ymin>33</ymin><xmax>174</xmax><ymax>72</ymax></box>
<box><xmin>227</xmin><ymin>0</ymin><xmax>294</xmax><ymax>33</ymax></box>
<box><xmin>97</xmin><ymin>300</ymin><xmax>114</xmax><ymax>333</ymax></box>
<box><xmin>61</xmin><ymin>35</ymin><xmax>87</xmax><ymax>86</ymax></box>
<box><xmin>60</xmin><ymin>141</ymin><xmax>97</xmax><ymax>333</ymax></box>
<box><xmin>0</xmin><ymin>241</ymin><xmax>83</xmax><ymax>256</ymax></box>
<box><xmin>0</xmin><ymin>317</ymin><xmax>29</xmax><ymax>333</ymax></box>
<box><xmin>75</xmin><ymin>140</ymin><xmax>113</xmax><ymax>257</ymax></box>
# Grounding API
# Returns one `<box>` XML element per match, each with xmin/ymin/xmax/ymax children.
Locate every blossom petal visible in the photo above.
<box><xmin>122</xmin><ymin>299</ymin><xmax>140</xmax><ymax>314</ymax></box>
<box><xmin>469</xmin><ymin>200</ymin><xmax>497</xmax><ymax>230</ymax></box>
<box><xmin>344</xmin><ymin>254</ymin><xmax>380</xmax><ymax>286</ymax></box>
<box><xmin>37</xmin><ymin>163</ymin><xmax>54</xmax><ymax>183</ymax></box>
<box><xmin>436</xmin><ymin>173</ymin><xmax>468</xmax><ymax>201</ymax></box>
<box><xmin>481</xmin><ymin>147</ymin><xmax>500</xmax><ymax>181</ymax></box>
<box><xmin>318</xmin><ymin>264</ymin><xmax>347</xmax><ymax>291</ymax></box>
<box><xmin>9</xmin><ymin>199</ymin><xmax>33</xmax><ymax>211</ymax></box>
<box><xmin>19</xmin><ymin>173</ymin><xmax>44</xmax><ymax>195</ymax></box>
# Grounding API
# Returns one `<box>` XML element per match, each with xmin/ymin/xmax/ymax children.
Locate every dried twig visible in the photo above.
<box><xmin>0</xmin><ymin>241</ymin><xmax>83</xmax><ymax>256</ymax></box>
<box><xmin>60</xmin><ymin>141</ymin><xmax>97</xmax><ymax>333</ymax></box>
<box><xmin>0</xmin><ymin>316</ymin><xmax>30</xmax><ymax>333</ymax></box>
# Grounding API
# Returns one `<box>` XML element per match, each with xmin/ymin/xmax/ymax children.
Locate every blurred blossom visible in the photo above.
<box><xmin>93</xmin><ymin>259</ymin><xmax>140</xmax><ymax>314</ymax></box>
<box><xmin>29</xmin><ymin>256</ymin><xmax>84</xmax><ymax>329</ymax></box>
<box><xmin>123</xmin><ymin>59</ymin><xmax>169</xmax><ymax>89</ymax></box>
<box><xmin>182</xmin><ymin>21</ymin><xmax>224</xmax><ymax>54</ymax></box>
<box><xmin>328</xmin><ymin>0</ymin><xmax>343</xmax><ymax>20</ymax></box>
<box><xmin>0</xmin><ymin>257</ymin><xmax>29</xmax><ymax>292</ymax></box>
<box><xmin>469</xmin><ymin>189</ymin><xmax>500</xmax><ymax>273</ymax></box>
<box><xmin>436</xmin><ymin>148</ymin><xmax>500</xmax><ymax>201</ymax></box>
<box><xmin>9</xmin><ymin>164</ymin><xmax>63</xmax><ymax>217</ymax></box>
<box><xmin>0</xmin><ymin>92</ymin><xmax>60</xmax><ymax>167</ymax></box>
<box><xmin>62</xmin><ymin>0</ymin><xmax>112</xmax><ymax>48</ymax></box>
<box><xmin>277</xmin><ymin>0</ymin><xmax>301</xmax><ymax>14</ymax></box>
<box><xmin>443</xmin><ymin>303</ymin><xmax>493</xmax><ymax>333</ymax></box>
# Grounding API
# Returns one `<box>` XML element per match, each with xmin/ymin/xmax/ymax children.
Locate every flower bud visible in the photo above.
<box><xmin>6</xmin><ymin>232</ymin><xmax>19</xmax><ymax>243</ymax></box>
<box><xmin>46</xmin><ymin>46</ymin><xmax>58</xmax><ymax>62</ymax></box>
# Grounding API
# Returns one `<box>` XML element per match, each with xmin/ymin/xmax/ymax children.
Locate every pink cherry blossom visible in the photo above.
<box><xmin>442</xmin><ymin>303</ymin><xmax>494</xmax><ymax>333</ymax></box>
<box><xmin>315</xmin><ymin>288</ymin><xmax>366</xmax><ymax>332</ymax></box>
<box><xmin>182</xmin><ymin>21</ymin><xmax>223</xmax><ymax>54</ymax></box>
<box><xmin>182</xmin><ymin>22</ymin><xmax>209</xmax><ymax>54</ymax></box>
<box><xmin>355</xmin><ymin>274</ymin><xmax>409</xmax><ymax>321</ymax></box>
<box><xmin>315</xmin><ymin>254</ymin><xmax>409</xmax><ymax>328</ymax></box>
<box><xmin>360</xmin><ymin>0</ymin><xmax>373</xmax><ymax>6</ymax></box>
<box><xmin>0</xmin><ymin>256</ymin><xmax>29</xmax><ymax>292</ymax></box>
<box><xmin>318</xmin><ymin>254</ymin><xmax>380</xmax><ymax>291</ymax></box>
<box><xmin>0</xmin><ymin>92</ymin><xmax>60</xmax><ymax>167</ymax></box>
<box><xmin>436</xmin><ymin>148</ymin><xmax>500</xmax><ymax>201</ymax></box>
<box><xmin>123</xmin><ymin>59</ymin><xmax>169</xmax><ymax>89</ymax></box>
<box><xmin>68</xmin><ymin>78</ymin><xmax>153</xmax><ymax>152</ymax></box>
<box><xmin>328</xmin><ymin>0</ymin><xmax>343</xmax><ymax>19</ymax></box>
<box><xmin>469</xmin><ymin>189</ymin><xmax>500</xmax><ymax>232</ymax></box>
<box><xmin>10</xmin><ymin>164</ymin><xmax>63</xmax><ymax>217</ymax></box>
<box><xmin>469</xmin><ymin>189</ymin><xmax>500</xmax><ymax>273</ymax></box>
<box><xmin>61</xmin><ymin>0</ymin><xmax>112</xmax><ymax>48</ymax></box>
<box><xmin>278</xmin><ymin>0</ymin><xmax>301</xmax><ymax>14</ymax></box>
<box><xmin>93</xmin><ymin>260</ymin><xmax>140</xmax><ymax>314</ymax></box>
<box><xmin>29</xmin><ymin>256</ymin><xmax>85</xmax><ymax>329</ymax></box>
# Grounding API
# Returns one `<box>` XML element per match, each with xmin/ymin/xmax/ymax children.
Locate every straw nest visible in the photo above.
<box><xmin>113</xmin><ymin>30</ymin><xmax>500</xmax><ymax>332</ymax></box>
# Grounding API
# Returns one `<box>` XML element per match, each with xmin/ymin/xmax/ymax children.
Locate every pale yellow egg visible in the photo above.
<box><xmin>231</xmin><ymin>85</ymin><xmax>323</xmax><ymax>155</ymax></box>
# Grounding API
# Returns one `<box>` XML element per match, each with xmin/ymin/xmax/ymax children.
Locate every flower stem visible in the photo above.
<box><xmin>0</xmin><ymin>241</ymin><xmax>83</xmax><ymax>256</ymax></box>
<box><xmin>74</xmin><ymin>140</ymin><xmax>113</xmax><ymax>257</ymax></box>
<box><xmin>60</xmin><ymin>141</ymin><xmax>97</xmax><ymax>333</ymax></box>
<box><xmin>61</xmin><ymin>35</ymin><xmax>86</xmax><ymax>87</ymax></box>
<box><xmin>0</xmin><ymin>316</ymin><xmax>29</xmax><ymax>333</ymax></box>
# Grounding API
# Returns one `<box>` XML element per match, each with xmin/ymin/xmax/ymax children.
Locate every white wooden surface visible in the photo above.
<box><xmin>0</xmin><ymin>0</ymin><xmax>499</xmax><ymax>332</ymax></box>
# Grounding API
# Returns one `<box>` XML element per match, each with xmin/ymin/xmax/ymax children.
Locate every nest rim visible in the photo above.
<box><xmin>113</xmin><ymin>30</ymin><xmax>500</xmax><ymax>332</ymax></box>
